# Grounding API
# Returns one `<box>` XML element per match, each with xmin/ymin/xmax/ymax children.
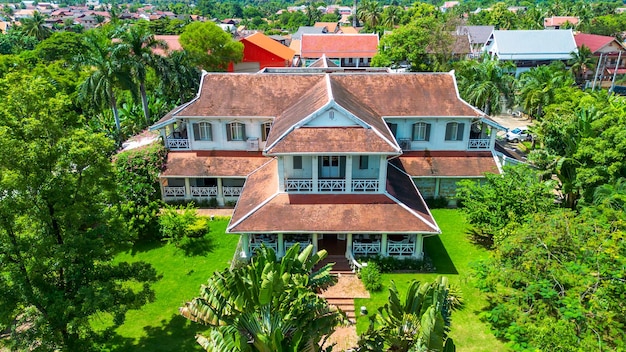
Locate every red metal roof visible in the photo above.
<box><xmin>574</xmin><ymin>33</ymin><xmax>618</xmax><ymax>53</ymax></box>
<box><xmin>300</xmin><ymin>34</ymin><xmax>378</xmax><ymax>59</ymax></box>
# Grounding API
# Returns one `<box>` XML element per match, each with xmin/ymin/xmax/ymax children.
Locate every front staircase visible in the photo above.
<box><xmin>316</xmin><ymin>254</ymin><xmax>355</xmax><ymax>276</ymax></box>
<box><xmin>315</xmin><ymin>255</ymin><xmax>363</xmax><ymax>322</ymax></box>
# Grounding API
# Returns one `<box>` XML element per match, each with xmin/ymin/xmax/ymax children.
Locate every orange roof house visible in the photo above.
<box><xmin>544</xmin><ymin>16</ymin><xmax>579</xmax><ymax>29</ymax></box>
<box><xmin>228</xmin><ymin>32</ymin><xmax>295</xmax><ymax>72</ymax></box>
<box><xmin>300</xmin><ymin>34</ymin><xmax>379</xmax><ymax>67</ymax></box>
<box><xmin>148</xmin><ymin>68</ymin><xmax>506</xmax><ymax>263</ymax></box>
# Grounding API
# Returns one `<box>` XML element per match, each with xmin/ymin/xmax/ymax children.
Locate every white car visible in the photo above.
<box><xmin>505</xmin><ymin>127</ymin><xmax>532</xmax><ymax>143</ymax></box>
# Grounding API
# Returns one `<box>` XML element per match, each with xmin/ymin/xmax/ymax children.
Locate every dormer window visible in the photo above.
<box><xmin>445</xmin><ymin>122</ymin><xmax>465</xmax><ymax>141</ymax></box>
<box><xmin>192</xmin><ymin>122</ymin><xmax>213</xmax><ymax>141</ymax></box>
<box><xmin>226</xmin><ymin>122</ymin><xmax>246</xmax><ymax>141</ymax></box>
<box><xmin>261</xmin><ymin>122</ymin><xmax>272</xmax><ymax>141</ymax></box>
<box><xmin>412</xmin><ymin>122</ymin><xmax>431</xmax><ymax>141</ymax></box>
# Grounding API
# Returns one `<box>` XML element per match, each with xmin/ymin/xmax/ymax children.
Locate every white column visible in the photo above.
<box><xmin>346</xmin><ymin>233</ymin><xmax>353</xmax><ymax>256</ymax></box>
<box><xmin>435</xmin><ymin>178</ymin><xmax>441</xmax><ymax>197</ymax></box>
<box><xmin>413</xmin><ymin>234</ymin><xmax>424</xmax><ymax>260</ymax></box>
<box><xmin>378</xmin><ymin>156</ymin><xmax>387</xmax><ymax>192</ymax></box>
<box><xmin>160</xmin><ymin>129</ymin><xmax>167</xmax><ymax>144</ymax></box>
<box><xmin>381</xmin><ymin>234</ymin><xmax>388</xmax><ymax>256</ymax></box>
<box><xmin>241</xmin><ymin>233</ymin><xmax>250</xmax><ymax>259</ymax></box>
<box><xmin>184</xmin><ymin>178</ymin><xmax>191</xmax><ymax>200</ymax></box>
<box><xmin>217</xmin><ymin>178</ymin><xmax>224</xmax><ymax>206</ymax></box>
<box><xmin>160</xmin><ymin>178</ymin><xmax>166</xmax><ymax>201</ymax></box>
<box><xmin>278</xmin><ymin>156</ymin><xmax>285</xmax><ymax>192</ymax></box>
<box><xmin>312</xmin><ymin>233</ymin><xmax>318</xmax><ymax>252</ymax></box>
<box><xmin>312</xmin><ymin>156</ymin><xmax>319</xmax><ymax>192</ymax></box>
<box><xmin>277</xmin><ymin>233</ymin><xmax>284</xmax><ymax>257</ymax></box>
<box><xmin>345</xmin><ymin>155</ymin><xmax>353</xmax><ymax>192</ymax></box>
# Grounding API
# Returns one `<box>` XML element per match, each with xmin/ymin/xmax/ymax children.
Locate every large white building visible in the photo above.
<box><xmin>150</xmin><ymin>67</ymin><xmax>504</xmax><ymax>262</ymax></box>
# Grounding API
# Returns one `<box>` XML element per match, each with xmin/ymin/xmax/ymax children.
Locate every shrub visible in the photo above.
<box><xmin>425</xmin><ymin>196</ymin><xmax>450</xmax><ymax>209</ymax></box>
<box><xmin>359</xmin><ymin>262</ymin><xmax>382</xmax><ymax>292</ymax></box>
<box><xmin>159</xmin><ymin>204</ymin><xmax>210</xmax><ymax>248</ymax></box>
<box><xmin>356</xmin><ymin>255</ymin><xmax>429</xmax><ymax>273</ymax></box>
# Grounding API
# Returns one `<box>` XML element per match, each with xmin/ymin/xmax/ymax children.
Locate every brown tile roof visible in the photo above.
<box><xmin>264</xmin><ymin>77</ymin><xmax>329</xmax><ymax>147</ymax></box>
<box><xmin>544</xmin><ymin>16</ymin><xmax>579</xmax><ymax>27</ymax></box>
<box><xmin>289</xmin><ymin>38</ymin><xmax>301</xmax><ymax>55</ymax></box>
<box><xmin>153</xmin><ymin>35</ymin><xmax>182</xmax><ymax>56</ymax></box>
<box><xmin>177</xmin><ymin>73</ymin><xmax>325</xmax><ymax>117</ymax></box>
<box><xmin>228</xmin><ymin>161</ymin><xmax>439</xmax><ymax>234</ymax></box>
<box><xmin>395</xmin><ymin>151</ymin><xmax>499</xmax><ymax>177</ymax></box>
<box><xmin>242</xmin><ymin>32</ymin><xmax>295</xmax><ymax>60</ymax></box>
<box><xmin>330</xmin><ymin>73</ymin><xmax>483</xmax><ymax>117</ymax></box>
<box><xmin>301</xmin><ymin>34</ymin><xmax>378</xmax><ymax>59</ymax></box>
<box><xmin>267</xmin><ymin>127</ymin><xmax>398</xmax><ymax>154</ymax></box>
<box><xmin>161</xmin><ymin>151</ymin><xmax>271</xmax><ymax>177</ymax></box>
<box><xmin>314</xmin><ymin>21</ymin><xmax>339</xmax><ymax>33</ymax></box>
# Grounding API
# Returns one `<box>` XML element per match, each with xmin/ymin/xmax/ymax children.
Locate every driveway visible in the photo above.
<box><xmin>490</xmin><ymin>113</ymin><xmax>534</xmax><ymax>161</ymax></box>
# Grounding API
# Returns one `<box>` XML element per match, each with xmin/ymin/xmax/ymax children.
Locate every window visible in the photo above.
<box><xmin>445</xmin><ymin>122</ymin><xmax>465</xmax><ymax>141</ymax></box>
<box><xmin>359</xmin><ymin>155</ymin><xmax>369</xmax><ymax>169</ymax></box>
<box><xmin>261</xmin><ymin>122</ymin><xmax>272</xmax><ymax>141</ymax></box>
<box><xmin>226</xmin><ymin>122</ymin><xmax>246</xmax><ymax>141</ymax></box>
<box><xmin>412</xmin><ymin>122</ymin><xmax>431</xmax><ymax>141</ymax></box>
<box><xmin>293</xmin><ymin>156</ymin><xmax>302</xmax><ymax>169</ymax></box>
<box><xmin>192</xmin><ymin>122</ymin><xmax>212</xmax><ymax>141</ymax></box>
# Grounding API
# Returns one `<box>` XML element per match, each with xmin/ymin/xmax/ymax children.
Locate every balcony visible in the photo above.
<box><xmin>467</xmin><ymin>138</ymin><xmax>490</xmax><ymax>150</ymax></box>
<box><xmin>165</xmin><ymin>137</ymin><xmax>190</xmax><ymax>150</ymax></box>
<box><xmin>163</xmin><ymin>186</ymin><xmax>242</xmax><ymax>199</ymax></box>
<box><xmin>190</xmin><ymin>186</ymin><xmax>218</xmax><ymax>197</ymax></box>
<box><xmin>285</xmin><ymin>178</ymin><xmax>379</xmax><ymax>193</ymax></box>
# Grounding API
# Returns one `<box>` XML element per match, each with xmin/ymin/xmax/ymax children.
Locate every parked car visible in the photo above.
<box><xmin>505</xmin><ymin>127</ymin><xmax>532</xmax><ymax>143</ymax></box>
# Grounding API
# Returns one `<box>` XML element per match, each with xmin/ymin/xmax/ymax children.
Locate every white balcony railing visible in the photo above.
<box><xmin>190</xmin><ymin>186</ymin><xmax>218</xmax><ymax>197</ymax></box>
<box><xmin>223</xmin><ymin>186</ymin><xmax>242</xmax><ymax>197</ymax></box>
<box><xmin>286</xmin><ymin>179</ymin><xmax>313</xmax><ymax>192</ymax></box>
<box><xmin>468</xmin><ymin>138</ymin><xmax>490</xmax><ymax>149</ymax></box>
<box><xmin>166</xmin><ymin>138</ymin><xmax>190</xmax><ymax>150</ymax></box>
<box><xmin>353</xmin><ymin>241</ymin><xmax>381</xmax><ymax>255</ymax></box>
<box><xmin>163</xmin><ymin>186</ymin><xmax>186</xmax><ymax>197</ymax></box>
<box><xmin>318</xmin><ymin>179</ymin><xmax>346</xmax><ymax>192</ymax></box>
<box><xmin>387</xmin><ymin>241</ymin><xmax>414</xmax><ymax>256</ymax></box>
<box><xmin>250</xmin><ymin>241</ymin><xmax>277</xmax><ymax>253</ymax></box>
<box><xmin>352</xmin><ymin>179</ymin><xmax>379</xmax><ymax>192</ymax></box>
<box><xmin>285</xmin><ymin>240</ymin><xmax>311</xmax><ymax>252</ymax></box>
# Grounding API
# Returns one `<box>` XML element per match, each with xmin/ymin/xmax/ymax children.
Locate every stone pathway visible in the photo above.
<box><xmin>320</xmin><ymin>274</ymin><xmax>369</xmax><ymax>351</ymax></box>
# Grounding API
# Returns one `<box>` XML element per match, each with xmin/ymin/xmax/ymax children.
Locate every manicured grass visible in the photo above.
<box><xmin>93</xmin><ymin>218</ymin><xmax>239</xmax><ymax>351</ymax></box>
<box><xmin>355</xmin><ymin>209</ymin><xmax>508</xmax><ymax>352</ymax></box>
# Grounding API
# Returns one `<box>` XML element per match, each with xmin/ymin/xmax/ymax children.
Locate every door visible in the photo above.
<box><xmin>321</xmin><ymin>156</ymin><xmax>340</xmax><ymax>178</ymax></box>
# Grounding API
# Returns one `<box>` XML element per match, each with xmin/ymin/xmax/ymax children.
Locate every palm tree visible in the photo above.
<box><xmin>20</xmin><ymin>11</ymin><xmax>51</xmax><ymax>41</ymax></box>
<box><xmin>155</xmin><ymin>50</ymin><xmax>201</xmax><ymax>104</ymax></box>
<box><xmin>180</xmin><ymin>244</ymin><xmax>346</xmax><ymax>351</ymax></box>
<box><xmin>381</xmin><ymin>5</ymin><xmax>401</xmax><ymax>29</ymax></box>
<box><xmin>305</xmin><ymin>4</ymin><xmax>322</xmax><ymax>26</ymax></box>
<box><xmin>114</xmin><ymin>24</ymin><xmax>166</xmax><ymax>126</ymax></box>
<box><xmin>593</xmin><ymin>178</ymin><xmax>626</xmax><ymax>211</ymax></box>
<box><xmin>517</xmin><ymin>63</ymin><xmax>574</xmax><ymax>119</ymax></box>
<box><xmin>358</xmin><ymin>0</ymin><xmax>382</xmax><ymax>29</ymax></box>
<box><xmin>455</xmin><ymin>57</ymin><xmax>516</xmax><ymax>115</ymax></box>
<box><xmin>77</xmin><ymin>31</ymin><xmax>136</xmax><ymax>138</ymax></box>
<box><xmin>358</xmin><ymin>277</ymin><xmax>458</xmax><ymax>351</ymax></box>
<box><xmin>568</xmin><ymin>45</ymin><xmax>595</xmax><ymax>85</ymax></box>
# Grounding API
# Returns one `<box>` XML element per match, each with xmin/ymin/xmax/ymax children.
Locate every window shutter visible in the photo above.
<box><xmin>457</xmin><ymin>123</ymin><xmax>465</xmax><ymax>141</ymax></box>
<box><xmin>261</xmin><ymin>124</ymin><xmax>266</xmax><ymax>141</ymax></box>
<box><xmin>226</xmin><ymin>123</ymin><xmax>232</xmax><ymax>141</ymax></box>
<box><xmin>425</xmin><ymin>123</ymin><xmax>431</xmax><ymax>141</ymax></box>
<box><xmin>411</xmin><ymin>124</ymin><xmax>417</xmax><ymax>141</ymax></box>
<box><xmin>241</xmin><ymin>124</ymin><xmax>247</xmax><ymax>140</ymax></box>
<box><xmin>445</xmin><ymin>123</ymin><xmax>453</xmax><ymax>140</ymax></box>
<box><xmin>206</xmin><ymin>124</ymin><xmax>212</xmax><ymax>141</ymax></box>
<box><xmin>360</xmin><ymin>155</ymin><xmax>369</xmax><ymax>169</ymax></box>
<box><xmin>387</xmin><ymin>123</ymin><xmax>398</xmax><ymax>137</ymax></box>
<box><xmin>193</xmin><ymin>123</ymin><xmax>200</xmax><ymax>141</ymax></box>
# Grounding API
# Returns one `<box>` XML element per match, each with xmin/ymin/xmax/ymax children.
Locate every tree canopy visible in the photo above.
<box><xmin>179</xmin><ymin>21</ymin><xmax>244</xmax><ymax>71</ymax></box>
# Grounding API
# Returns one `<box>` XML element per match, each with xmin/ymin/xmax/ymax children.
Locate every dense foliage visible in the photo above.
<box><xmin>0</xmin><ymin>70</ymin><xmax>157</xmax><ymax>350</ymax></box>
<box><xmin>180</xmin><ymin>244</ymin><xmax>346</xmax><ymax>351</ymax></box>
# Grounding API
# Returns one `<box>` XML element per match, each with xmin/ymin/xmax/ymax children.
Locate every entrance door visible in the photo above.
<box><xmin>318</xmin><ymin>234</ymin><xmax>347</xmax><ymax>255</ymax></box>
<box><xmin>321</xmin><ymin>156</ymin><xmax>340</xmax><ymax>178</ymax></box>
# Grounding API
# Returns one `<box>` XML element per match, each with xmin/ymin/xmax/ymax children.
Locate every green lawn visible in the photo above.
<box><xmin>355</xmin><ymin>209</ymin><xmax>508</xmax><ymax>352</ymax></box>
<box><xmin>94</xmin><ymin>218</ymin><xmax>239</xmax><ymax>351</ymax></box>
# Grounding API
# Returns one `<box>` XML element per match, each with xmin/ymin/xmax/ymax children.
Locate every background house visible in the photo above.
<box><xmin>228</xmin><ymin>32</ymin><xmax>295</xmax><ymax>72</ymax></box>
<box><xmin>484</xmin><ymin>29</ymin><xmax>578</xmax><ymax>75</ymax></box>
<box><xmin>299</xmin><ymin>33</ymin><xmax>378</xmax><ymax>67</ymax></box>
<box><xmin>574</xmin><ymin>33</ymin><xmax>626</xmax><ymax>85</ymax></box>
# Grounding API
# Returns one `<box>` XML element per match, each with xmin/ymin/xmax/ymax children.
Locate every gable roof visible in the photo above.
<box><xmin>153</xmin><ymin>35</ymin><xmax>182</xmax><ymax>56</ymax></box>
<box><xmin>574</xmin><ymin>33</ymin><xmax>626</xmax><ymax>53</ymax></box>
<box><xmin>487</xmin><ymin>29</ymin><xmax>577</xmax><ymax>60</ymax></box>
<box><xmin>292</xmin><ymin>26</ymin><xmax>326</xmax><ymax>40</ymax></box>
<box><xmin>314</xmin><ymin>21</ymin><xmax>339</xmax><ymax>33</ymax></box>
<box><xmin>228</xmin><ymin>159</ymin><xmax>439</xmax><ymax>234</ymax></box>
<box><xmin>242</xmin><ymin>32</ymin><xmax>295</xmax><ymax>60</ymax></box>
<box><xmin>456</xmin><ymin>25</ymin><xmax>494</xmax><ymax>45</ymax></box>
<box><xmin>300</xmin><ymin>34</ymin><xmax>379</xmax><ymax>59</ymax></box>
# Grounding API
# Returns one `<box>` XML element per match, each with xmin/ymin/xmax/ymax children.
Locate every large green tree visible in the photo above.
<box><xmin>179</xmin><ymin>21</ymin><xmax>243</xmax><ymax>71</ymax></box>
<box><xmin>454</xmin><ymin>57</ymin><xmax>516</xmax><ymax>115</ymax></box>
<box><xmin>475</xmin><ymin>208</ymin><xmax>626</xmax><ymax>351</ymax></box>
<box><xmin>516</xmin><ymin>62</ymin><xmax>574</xmax><ymax>119</ymax></box>
<box><xmin>0</xmin><ymin>72</ymin><xmax>157</xmax><ymax>351</ymax></box>
<box><xmin>180</xmin><ymin>244</ymin><xmax>345</xmax><ymax>351</ymax></box>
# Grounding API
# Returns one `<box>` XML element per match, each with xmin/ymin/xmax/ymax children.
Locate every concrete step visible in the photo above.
<box><xmin>326</xmin><ymin>297</ymin><xmax>356</xmax><ymax>320</ymax></box>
